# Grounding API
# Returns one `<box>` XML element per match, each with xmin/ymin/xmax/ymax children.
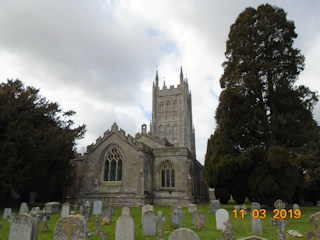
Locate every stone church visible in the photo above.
<box><xmin>68</xmin><ymin>68</ymin><xmax>209</xmax><ymax>205</ymax></box>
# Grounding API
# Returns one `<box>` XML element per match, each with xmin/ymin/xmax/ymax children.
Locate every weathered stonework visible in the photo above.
<box><xmin>68</xmin><ymin>68</ymin><xmax>209</xmax><ymax>206</ymax></box>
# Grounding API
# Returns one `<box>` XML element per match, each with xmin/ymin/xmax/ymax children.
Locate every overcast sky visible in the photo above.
<box><xmin>1</xmin><ymin>0</ymin><xmax>319</xmax><ymax>164</ymax></box>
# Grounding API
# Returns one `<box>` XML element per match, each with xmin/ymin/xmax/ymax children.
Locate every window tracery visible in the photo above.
<box><xmin>104</xmin><ymin>146</ymin><xmax>123</xmax><ymax>182</ymax></box>
<box><xmin>160</xmin><ymin>161</ymin><xmax>175</xmax><ymax>189</ymax></box>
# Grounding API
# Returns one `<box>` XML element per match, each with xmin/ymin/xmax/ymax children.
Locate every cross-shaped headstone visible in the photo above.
<box><xmin>177</xmin><ymin>207</ymin><xmax>186</xmax><ymax>229</ymax></box>
<box><xmin>271</xmin><ymin>199</ymin><xmax>289</xmax><ymax>240</ymax></box>
<box><xmin>92</xmin><ymin>214</ymin><xmax>107</xmax><ymax>239</ymax></box>
<box><xmin>222</xmin><ymin>219</ymin><xmax>235</xmax><ymax>240</ymax></box>
<box><xmin>156</xmin><ymin>211</ymin><xmax>167</xmax><ymax>240</ymax></box>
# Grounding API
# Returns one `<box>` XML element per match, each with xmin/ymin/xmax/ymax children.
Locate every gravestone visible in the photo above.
<box><xmin>192</xmin><ymin>210</ymin><xmax>205</xmax><ymax>229</ymax></box>
<box><xmin>156</xmin><ymin>211</ymin><xmax>167</xmax><ymax>240</ymax></box>
<box><xmin>168</xmin><ymin>228</ymin><xmax>200</xmax><ymax>240</ymax></box>
<box><xmin>45</xmin><ymin>202</ymin><xmax>60</xmax><ymax>214</ymax></box>
<box><xmin>234</xmin><ymin>205</ymin><xmax>240</xmax><ymax>213</ymax></box>
<box><xmin>79</xmin><ymin>201</ymin><xmax>91</xmax><ymax>221</ymax></box>
<box><xmin>54</xmin><ymin>215</ymin><xmax>89</xmax><ymax>240</ymax></box>
<box><xmin>3</xmin><ymin>208</ymin><xmax>12</xmax><ymax>219</ymax></box>
<box><xmin>237</xmin><ymin>236</ymin><xmax>267</xmax><ymax>240</ymax></box>
<box><xmin>216</xmin><ymin>208</ymin><xmax>229</xmax><ymax>230</ymax></box>
<box><xmin>115</xmin><ymin>206</ymin><xmax>134</xmax><ymax>240</ymax></box>
<box><xmin>241</xmin><ymin>204</ymin><xmax>248</xmax><ymax>215</ymax></box>
<box><xmin>41</xmin><ymin>208</ymin><xmax>49</xmax><ymax>232</ymax></box>
<box><xmin>306</xmin><ymin>210</ymin><xmax>320</xmax><ymax>240</ymax></box>
<box><xmin>188</xmin><ymin>204</ymin><xmax>197</xmax><ymax>213</ymax></box>
<box><xmin>19</xmin><ymin>202</ymin><xmax>29</xmax><ymax>215</ymax></box>
<box><xmin>210</xmin><ymin>200</ymin><xmax>220</xmax><ymax>213</ymax></box>
<box><xmin>293</xmin><ymin>203</ymin><xmax>299</xmax><ymax>211</ymax></box>
<box><xmin>177</xmin><ymin>206</ymin><xmax>186</xmax><ymax>229</ymax></box>
<box><xmin>93</xmin><ymin>215</ymin><xmax>107</xmax><ymax>240</ymax></box>
<box><xmin>29</xmin><ymin>207</ymin><xmax>40</xmax><ymax>218</ymax></box>
<box><xmin>141</xmin><ymin>204</ymin><xmax>153</xmax><ymax>223</ymax></box>
<box><xmin>251</xmin><ymin>202</ymin><xmax>263</xmax><ymax>235</ymax></box>
<box><xmin>317</xmin><ymin>200</ymin><xmax>320</xmax><ymax>207</ymax></box>
<box><xmin>287</xmin><ymin>230</ymin><xmax>302</xmax><ymax>238</ymax></box>
<box><xmin>142</xmin><ymin>211</ymin><xmax>157</xmax><ymax>236</ymax></box>
<box><xmin>222</xmin><ymin>219</ymin><xmax>235</xmax><ymax>240</ymax></box>
<box><xmin>8</xmin><ymin>215</ymin><xmax>35</xmax><ymax>240</ymax></box>
<box><xmin>102</xmin><ymin>208</ymin><xmax>113</xmax><ymax>223</ymax></box>
<box><xmin>61</xmin><ymin>202</ymin><xmax>71</xmax><ymax>217</ymax></box>
<box><xmin>93</xmin><ymin>200</ymin><xmax>102</xmax><ymax>215</ymax></box>
<box><xmin>170</xmin><ymin>207</ymin><xmax>178</xmax><ymax>226</ymax></box>
<box><xmin>271</xmin><ymin>199</ymin><xmax>289</xmax><ymax>240</ymax></box>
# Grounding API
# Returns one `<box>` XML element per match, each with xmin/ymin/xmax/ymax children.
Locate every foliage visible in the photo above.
<box><xmin>204</xmin><ymin>4</ymin><xmax>319</xmax><ymax>205</ymax></box>
<box><xmin>0</xmin><ymin>79</ymin><xmax>86</xmax><ymax>202</ymax></box>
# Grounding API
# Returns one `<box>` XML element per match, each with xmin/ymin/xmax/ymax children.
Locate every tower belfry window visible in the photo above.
<box><xmin>104</xmin><ymin>146</ymin><xmax>123</xmax><ymax>182</ymax></box>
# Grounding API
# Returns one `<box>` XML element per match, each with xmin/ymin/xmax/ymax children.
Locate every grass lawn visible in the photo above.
<box><xmin>0</xmin><ymin>201</ymin><xmax>319</xmax><ymax>239</ymax></box>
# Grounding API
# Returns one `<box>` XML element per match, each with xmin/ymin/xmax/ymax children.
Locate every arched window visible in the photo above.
<box><xmin>104</xmin><ymin>146</ymin><xmax>123</xmax><ymax>182</ymax></box>
<box><xmin>173</xmin><ymin>100</ymin><xmax>178</xmax><ymax>118</ymax></box>
<box><xmin>160</xmin><ymin>161</ymin><xmax>175</xmax><ymax>189</ymax></box>
<box><xmin>166</xmin><ymin>101</ymin><xmax>171</xmax><ymax>120</ymax></box>
<box><xmin>173</xmin><ymin>123</ymin><xmax>178</xmax><ymax>142</ymax></box>
<box><xmin>159</xmin><ymin>102</ymin><xmax>164</xmax><ymax>119</ymax></box>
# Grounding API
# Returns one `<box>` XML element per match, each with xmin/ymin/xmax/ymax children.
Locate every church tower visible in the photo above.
<box><xmin>151</xmin><ymin>67</ymin><xmax>196</xmax><ymax>155</ymax></box>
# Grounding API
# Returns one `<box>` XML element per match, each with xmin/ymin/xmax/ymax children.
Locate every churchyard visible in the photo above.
<box><xmin>0</xmin><ymin>200</ymin><xmax>319</xmax><ymax>239</ymax></box>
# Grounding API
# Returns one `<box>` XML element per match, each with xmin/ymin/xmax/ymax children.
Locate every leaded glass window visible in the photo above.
<box><xmin>160</xmin><ymin>161</ymin><xmax>175</xmax><ymax>189</ymax></box>
<box><xmin>104</xmin><ymin>146</ymin><xmax>123</xmax><ymax>182</ymax></box>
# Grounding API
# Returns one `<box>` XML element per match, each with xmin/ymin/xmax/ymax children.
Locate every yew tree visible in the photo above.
<box><xmin>0</xmin><ymin>79</ymin><xmax>86</xmax><ymax>202</ymax></box>
<box><xmin>204</xmin><ymin>4</ymin><xmax>319</xmax><ymax>204</ymax></box>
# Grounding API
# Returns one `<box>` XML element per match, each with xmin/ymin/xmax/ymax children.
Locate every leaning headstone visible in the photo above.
<box><xmin>45</xmin><ymin>202</ymin><xmax>60</xmax><ymax>214</ymax></box>
<box><xmin>61</xmin><ymin>202</ymin><xmax>71</xmax><ymax>217</ymax></box>
<box><xmin>54</xmin><ymin>215</ymin><xmax>89</xmax><ymax>240</ymax></box>
<box><xmin>216</xmin><ymin>208</ymin><xmax>229</xmax><ymax>230</ymax></box>
<box><xmin>177</xmin><ymin>206</ymin><xmax>186</xmax><ymax>229</ymax></box>
<box><xmin>8</xmin><ymin>215</ymin><xmax>35</xmax><ymax>240</ymax></box>
<box><xmin>210</xmin><ymin>200</ymin><xmax>220</xmax><ymax>214</ymax></box>
<box><xmin>156</xmin><ymin>211</ymin><xmax>167</xmax><ymax>240</ymax></box>
<box><xmin>3</xmin><ymin>208</ymin><xmax>12</xmax><ymax>219</ymax></box>
<box><xmin>271</xmin><ymin>199</ymin><xmax>289</xmax><ymax>240</ymax></box>
<box><xmin>142</xmin><ymin>211</ymin><xmax>157</xmax><ymax>236</ymax></box>
<box><xmin>141</xmin><ymin>204</ymin><xmax>153</xmax><ymax>223</ymax></box>
<box><xmin>168</xmin><ymin>228</ymin><xmax>200</xmax><ymax>240</ymax></box>
<box><xmin>222</xmin><ymin>219</ymin><xmax>235</xmax><ymax>240</ymax></box>
<box><xmin>306</xmin><ymin>210</ymin><xmax>320</xmax><ymax>240</ymax></box>
<box><xmin>188</xmin><ymin>204</ymin><xmax>197</xmax><ymax>213</ymax></box>
<box><xmin>251</xmin><ymin>202</ymin><xmax>263</xmax><ymax>235</ymax></box>
<box><xmin>19</xmin><ymin>202</ymin><xmax>29</xmax><ymax>215</ymax></box>
<box><xmin>170</xmin><ymin>207</ymin><xmax>179</xmax><ymax>226</ymax></box>
<box><xmin>115</xmin><ymin>206</ymin><xmax>134</xmax><ymax>240</ymax></box>
<box><xmin>293</xmin><ymin>203</ymin><xmax>299</xmax><ymax>211</ymax></box>
<box><xmin>192</xmin><ymin>210</ymin><xmax>205</xmax><ymax>229</ymax></box>
<box><xmin>79</xmin><ymin>201</ymin><xmax>91</xmax><ymax>221</ymax></box>
<box><xmin>93</xmin><ymin>200</ymin><xmax>102</xmax><ymax>215</ymax></box>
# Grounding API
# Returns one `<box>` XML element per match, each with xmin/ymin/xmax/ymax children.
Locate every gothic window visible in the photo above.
<box><xmin>173</xmin><ymin>123</ymin><xmax>178</xmax><ymax>141</ymax></box>
<box><xmin>104</xmin><ymin>146</ymin><xmax>123</xmax><ymax>182</ymax></box>
<box><xmin>159</xmin><ymin>102</ymin><xmax>164</xmax><ymax>119</ymax></box>
<box><xmin>166</xmin><ymin>101</ymin><xmax>171</xmax><ymax>120</ymax></box>
<box><xmin>167</xmin><ymin>124</ymin><xmax>171</xmax><ymax>138</ymax></box>
<box><xmin>160</xmin><ymin>161</ymin><xmax>175</xmax><ymax>189</ymax></box>
<box><xmin>158</xmin><ymin>125</ymin><xmax>163</xmax><ymax>137</ymax></box>
<box><xmin>173</xmin><ymin>100</ymin><xmax>178</xmax><ymax>118</ymax></box>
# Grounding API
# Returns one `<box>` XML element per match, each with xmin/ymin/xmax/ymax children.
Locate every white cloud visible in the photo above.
<box><xmin>1</xmin><ymin>0</ymin><xmax>320</xmax><ymax>164</ymax></box>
